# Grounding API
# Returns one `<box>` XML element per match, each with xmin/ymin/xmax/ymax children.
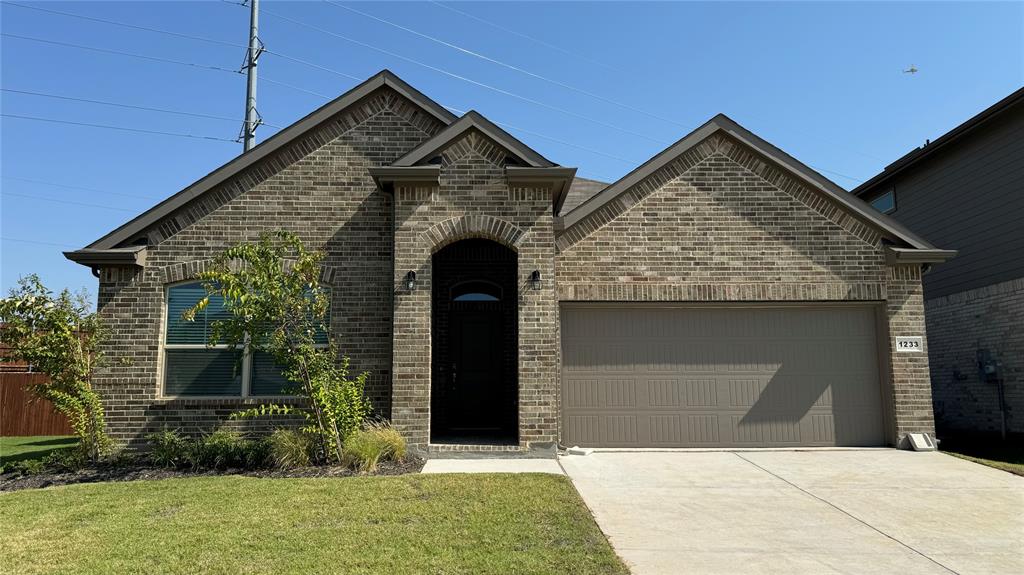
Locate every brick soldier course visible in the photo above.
<box><xmin>66</xmin><ymin>70</ymin><xmax>955</xmax><ymax>453</ymax></box>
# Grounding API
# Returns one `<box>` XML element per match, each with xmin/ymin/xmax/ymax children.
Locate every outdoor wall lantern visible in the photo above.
<box><xmin>405</xmin><ymin>270</ymin><xmax>417</xmax><ymax>291</ymax></box>
<box><xmin>529</xmin><ymin>270</ymin><xmax>542</xmax><ymax>291</ymax></box>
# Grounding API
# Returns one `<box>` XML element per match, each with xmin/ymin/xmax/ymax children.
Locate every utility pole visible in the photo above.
<box><xmin>240</xmin><ymin>0</ymin><xmax>262</xmax><ymax>152</ymax></box>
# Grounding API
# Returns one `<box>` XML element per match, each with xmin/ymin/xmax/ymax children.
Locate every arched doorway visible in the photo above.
<box><xmin>431</xmin><ymin>239</ymin><xmax>518</xmax><ymax>444</ymax></box>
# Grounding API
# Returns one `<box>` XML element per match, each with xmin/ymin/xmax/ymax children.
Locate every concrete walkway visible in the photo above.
<box><xmin>560</xmin><ymin>450</ymin><xmax>1024</xmax><ymax>575</ymax></box>
<box><xmin>421</xmin><ymin>458</ymin><xmax>563</xmax><ymax>474</ymax></box>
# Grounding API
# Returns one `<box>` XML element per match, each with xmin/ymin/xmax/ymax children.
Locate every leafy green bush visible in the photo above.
<box><xmin>0</xmin><ymin>275</ymin><xmax>111</xmax><ymax>462</ymax></box>
<box><xmin>268</xmin><ymin>429</ymin><xmax>312</xmax><ymax>469</ymax></box>
<box><xmin>147</xmin><ymin>429</ymin><xmax>189</xmax><ymax>469</ymax></box>
<box><xmin>7</xmin><ymin>459</ymin><xmax>45</xmax><ymax>476</ymax></box>
<box><xmin>189</xmin><ymin>430</ymin><xmax>246</xmax><ymax>471</ymax></box>
<box><xmin>40</xmin><ymin>449</ymin><xmax>85</xmax><ymax>472</ymax></box>
<box><xmin>145</xmin><ymin>429</ymin><xmax>270</xmax><ymax>471</ymax></box>
<box><xmin>342</xmin><ymin>422</ymin><xmax>407</xmax><ymax>472</ymax></box>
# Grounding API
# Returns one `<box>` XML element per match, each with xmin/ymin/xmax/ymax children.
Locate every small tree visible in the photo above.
<box><xmin>185</xmin><ymin>231</ymin><xmax>370</xmax><ymax>463</ymax></box>
<box><xmin>0</xmin><ymin>275</ymin><xmax>111</xmax><ymax>462</ymax></box>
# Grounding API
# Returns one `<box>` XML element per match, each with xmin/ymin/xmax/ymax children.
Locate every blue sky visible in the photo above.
<box><xmin>2</xmin><ymin>1</ymin><xmax>1022</xmax><ymax>303</ymax></box>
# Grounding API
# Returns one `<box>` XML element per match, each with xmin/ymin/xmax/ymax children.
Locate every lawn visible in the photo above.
<box><xmin>941</xmin><ymin>436</ymin><xmax>1024</xmax><ymax>476</ymax></box>
<box><xmin>0</xmin><ymin>473</ymin><xmax>628</xmax><ymax>575</ymax></box>
<box><xmin>0</xmin><ymin>436</ymin><xmax>77</xmax><ymax>467</ymax></box>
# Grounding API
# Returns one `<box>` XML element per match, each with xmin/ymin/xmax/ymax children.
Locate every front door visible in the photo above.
<box><xmin>431</xmin><ymin>239</ymin><xmax>518</xmax><ymax>444</ymax></box>
<box><xmin>448</xmin><ymin>304</ymin><xmax>504</xmax><ymax>432</ymax></box>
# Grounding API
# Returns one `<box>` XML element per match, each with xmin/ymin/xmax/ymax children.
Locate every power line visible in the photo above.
<box><xmin>0</xmin><ymin>33</ymin><xmax>325</xmax><ymax>102</ymax></box>
<box><xmin>1</xmin><ymin>88</ymin><xmax>283</xmax><ymax>129</ymax></box>
<box><xmin>2</xmin><ymin>176</ymin><xmax>161</xmax><ymax>201</ymax></box>
<box><xmin>5</xmin><ymin>2</ymin><xmax>246</xmax><ymax>49</ymax></box>
<box><xmin>329</xmin><ymin>1</ymin><xmax>691</xmax><ymax>129</ymax></box>
<box><xmin>2</xmin><ymin>192</ymin><xmax>137</xmax><ymax>212</ymax></box>
<box><xmin>261</xmin><ymin>76</ymin><xmax>332</xmax><ymax>99</ymax></box>
<box><xmin>1</xmin><ymin>237</ymin><xmax>79</xmax><ymax>249</ymax></box>
<box><xmin>260</xmin><ymin>6</ymin><xmax>666</xmax><ymax>144</ymax></box>
<box><xmin>427</xmin><ymin>1</ymin><xmax>625</xmax><ymax>74</ymax></box>
<box><xmin>1</xmin><ymin>113</ymin><xmax>237</xmax><ymax>143</ymax></box>
<box><xmin>1</xmin><ymin>33</ymin><xmax>242</xmax><ymax>75</ymax></box>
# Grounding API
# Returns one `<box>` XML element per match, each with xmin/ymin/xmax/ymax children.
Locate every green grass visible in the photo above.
<box><xmin>0</xmin><ymin>474</ymin><xmax>628</xmax><ymax>575</ymax></box>
<box><xmin>0</xmin><ymin>436</ymin><xmax>77</xmax><ymax>467</ymax></box>
<box><xmin>941</xmin><ymin>437</ymin><xmax>1024</xmax><ymax>476</ymax></box>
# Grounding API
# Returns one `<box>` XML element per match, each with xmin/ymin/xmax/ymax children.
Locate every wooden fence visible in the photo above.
<box><xmin>0</xmin><ymin>372</ymin><xmax>73</xmax><ymax>436</ymax></box>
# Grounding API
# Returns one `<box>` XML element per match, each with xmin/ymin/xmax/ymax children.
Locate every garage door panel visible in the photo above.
<box><xmin>561</xmin><ymin>306</ymin><xmax>885</xmax><ymax>448</ymax></box>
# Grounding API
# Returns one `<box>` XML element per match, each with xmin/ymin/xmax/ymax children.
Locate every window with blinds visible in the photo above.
<box><xmin>163</xmin><ymin>282</ymin><xmax>327</xmax><ymax>397</ymax></box>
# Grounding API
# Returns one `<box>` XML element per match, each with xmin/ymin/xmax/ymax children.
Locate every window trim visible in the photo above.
<box><xmin>160</xmin><ymin>280</ymin><xmax>323</xmax><ymax>400</ymax></box>
<box><xmin>870</xmin><ymin>188</ymin><xmax>897</xmax><ymax>214</ymax></box>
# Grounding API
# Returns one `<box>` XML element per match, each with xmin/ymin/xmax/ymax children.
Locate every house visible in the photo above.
<box><xmin>853</xmin><ymin>87</ymin><xmax>1024</xmax><ymax>438</ymax></box>
<box><xmin>65</xmin><ymin>70</ymin><xmax>955</xmax><ymax>455</ymax></box>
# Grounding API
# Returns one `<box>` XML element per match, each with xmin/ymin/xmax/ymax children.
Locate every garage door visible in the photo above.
<box><xmin>561</xmin><ymin>305</ymin><xmax>886</xmax><ymax>447</ymax></box>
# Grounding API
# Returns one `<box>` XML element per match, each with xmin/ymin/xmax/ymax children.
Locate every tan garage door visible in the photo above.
<box><xmin>561</xmin><ymin>305</ymin><xmax>886</xmax><ymax>447</ymax></box>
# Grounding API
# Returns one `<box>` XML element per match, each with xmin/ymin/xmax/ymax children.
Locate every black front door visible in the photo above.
<box><xmin>448</xmin><ymin>304</ymin><xmax>504</xmax><ymax>432</ymax></box>
<box><xmin>431</xmin><ymin>239</ymin><xmax>517</xmax><ymax>444</ymax></box>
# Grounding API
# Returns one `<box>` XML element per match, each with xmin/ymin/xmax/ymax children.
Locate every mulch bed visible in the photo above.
<box><xmin>0</xmin><ymin>458</ymin><xmax>424</xmax><ymax>493</ymax></box>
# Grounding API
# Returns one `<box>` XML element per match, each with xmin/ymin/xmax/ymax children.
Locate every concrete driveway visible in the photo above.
<box><xmin>560</xmin><ymin>450</ymin><xmax>1023</xmax><ymax>575</ymax></box>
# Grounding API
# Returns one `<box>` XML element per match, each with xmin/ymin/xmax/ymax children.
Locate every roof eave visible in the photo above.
<box><xmin>852</xmin><ymin>85</ymin><xmax>1024</xmax><ymax>198</ymax></box>
<box><xmin>63</xmin><ymin>246</ymin><xmax>148</xmax><ymax>268</ymax></box>
<box><xmin>884</xmin><ymin>246</ymin><xmax>958</xmax><ymax>265</ymax></box>
<box><xmin>506</xmin><ymin>166</ymin><xmax>577</xmax><ymax>215</ymax></box>
<box><xmin>367</xmin><ymin>166</ymin><xmax>441</xmax><ymax>191</ymax></box>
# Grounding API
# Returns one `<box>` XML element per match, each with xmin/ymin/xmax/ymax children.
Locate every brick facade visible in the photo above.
<box><xmin>93</xmin><ymin>88</ymin><xmax>445</xmax><ymax>447</ymax></box>
<box><xmin>555</xmin><ymin>134</ymin><xmax>935</xmax><ymax>445</ymax></box>
<box><xmin>86</xmin><ymin>79</ymin><xmax>938</xmax><ymax>451</ymax></box>
<box><xmin>925</xmin><ymin>278</ymin><xmax>1023</xmax><ymax>435</ymax></box>
<box><xmin>390</xmin><ymin>131</ymin><xmax>558</xmax><ymax>450</ymax></box>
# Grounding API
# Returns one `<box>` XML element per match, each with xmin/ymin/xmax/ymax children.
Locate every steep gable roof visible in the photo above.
<box><xmin>560</xmin><ymin>114</ymin><xmax>940</xmax><ymax>251</ymax></box>
<box><xmin>392</xmin><ymin>110</ymin><xmax>555</xmax><ymax>168</ymax></box>
<box><xmin>79</xmin><ymin>70</ymin><xmax>456</xmax><ymax>251</ymax></box>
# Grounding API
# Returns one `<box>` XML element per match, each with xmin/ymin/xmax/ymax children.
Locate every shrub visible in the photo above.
<box><xmin>342</xmin><ymin>429</ymin><xmax>386</xmax><ymax>472</ymax></box>
<box><xmin>188</xmin><ymin>231</ymin><xmax>372</xmax><ymax>464</ymax></box>
<box><xmin>41</xmin><ymin>449</ymin><xmax>85</xmax><ymax>472</ymax></box>
<box><xmin>0</xmin><ymin>275</ymin><xmax>111</xmax><ymax>462</ymax></box>
<box><xmin>268</xmin><ymin>429</ymin><xmax>312</xmax><ymax>469</ymax></box>
<box><xmin>7</xmin><ymin>459</ymin><xmax>45</xmax><ymax>476</ymax></box>
<box><xmin>188</xmin><ymin>430</ymin><xmax>246</xmax><ymax>471</ymax></box>
<box><xmin>342</xmin><ymin>422</ymin><xmax>407</xmax><ymax>472</ymax></box>
<box><xmin>148</xmin><ymin>429</ymin><xmax>189</xmax><ymax>469</ymax></box>
<box><xmin>367</xmin><ymin>421</ymin><xmax>406</xmax><ymax>462</ymax></box>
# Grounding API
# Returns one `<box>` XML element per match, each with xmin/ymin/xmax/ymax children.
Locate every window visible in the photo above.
<box><xmin>451</xmin><ymin>280</ymin><xmax>502</xmax><ymax>302</ymax></box>
<box><xmin>870</xmin><ymin>189</ymin><xmax>896</xmax><ymax>214</ymax></box>
<box><xmin>163</xmin><ymin>282</ymin><xmax>328</xmax><ymax>397</ymax></box>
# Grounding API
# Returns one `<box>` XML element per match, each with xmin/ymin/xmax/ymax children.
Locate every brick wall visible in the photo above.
<box><xmin>885</xmin><ymin>265</ymin><xmax>936</xmax><ymax>443</ymax></box>
<box><xmin>390</xmin><ymin>130</ymin><xmax>558</xmax><ymax>450</ymax></box>
<box><xmin>925</xmin><ymin>278</ymin><xmax>1023</xmax><ymax>435</ymax></box>
<box><xmin>93</xmin><ymin>88</ymin><xmax>444</xmax><ymax>448</ymax></box>
<box><xmin>555</xmin><ymin>133</ymin><xmax>934</xmax><ymax>445</ymax></box>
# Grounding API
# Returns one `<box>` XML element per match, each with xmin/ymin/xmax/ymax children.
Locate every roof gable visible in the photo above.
<box><xmin>560</xmin><ymin>114</ymin><xmax>937</xmax><ymax>251</ymax></box>
<box><xmin>392</xmin><ymin>111</ymin><xmax>555</xmax><ymax>168</ymax></box>
<box><xmin>83</xmin><ymin>70</ymin><xmax>456</xmax><ymax>250</ymax></box>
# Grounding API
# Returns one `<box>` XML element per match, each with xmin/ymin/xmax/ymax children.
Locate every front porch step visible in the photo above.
<box><xmin>422</xmin><ymin>442</ymin><xmax>556</xmax><ymax>459</ymax></box>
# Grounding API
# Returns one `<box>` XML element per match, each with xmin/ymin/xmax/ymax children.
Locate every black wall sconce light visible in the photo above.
<box><xmin>405</xmin><ymin>270</ymin><xmax>417</xmax><ymax>291</ymax></box>
<box><xmin>529</xmin><ymin>270</ymin><xmax>542</xmax><ymax>291</ymax></box>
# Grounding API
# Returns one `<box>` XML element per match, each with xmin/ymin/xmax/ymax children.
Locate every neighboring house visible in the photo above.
<box><xmin>853</xmin><ymin>87</ymin><xmax>1024</xmax><ymax>438</ymax></box>
<box><xmin>65</xmin><ymin>70</ymin><xmax>954</xmax><ymax>454</ymax></box>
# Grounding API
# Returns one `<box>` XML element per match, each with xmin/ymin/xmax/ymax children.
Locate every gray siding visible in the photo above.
<box><xmin>861</xmin><ymin>105</ymin><xmax>1024</xmax><ymax>299</ymax></box>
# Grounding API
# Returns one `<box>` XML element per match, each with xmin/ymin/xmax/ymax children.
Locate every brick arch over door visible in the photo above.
<box><xmin>419</xmin><ymin>215</ymin><xmax>527</xmax><ymax>253</ymax></box>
